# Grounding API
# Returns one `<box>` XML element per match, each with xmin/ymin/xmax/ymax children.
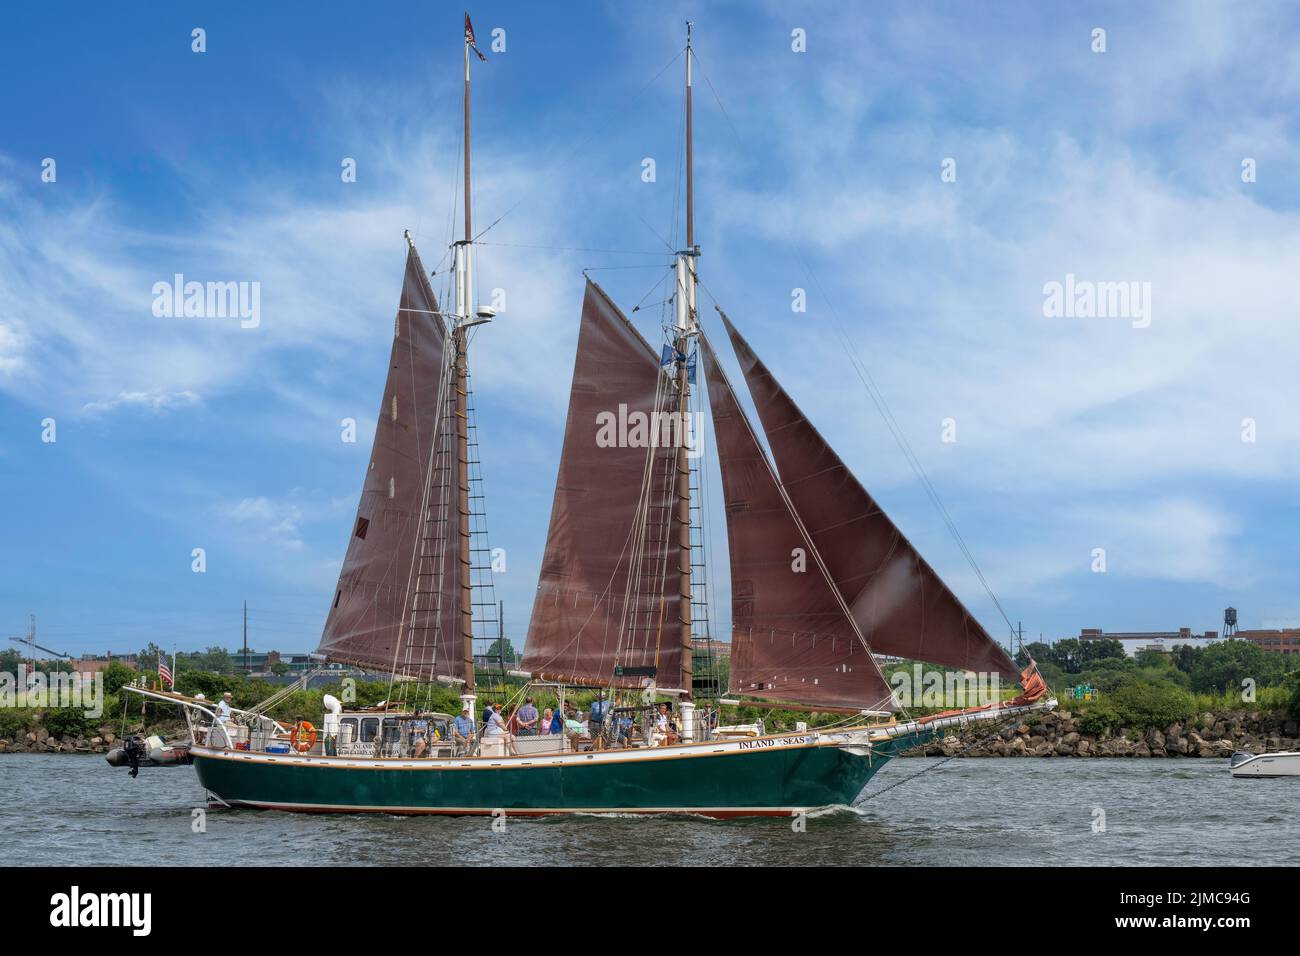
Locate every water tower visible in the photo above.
<box><xmin>1224</xmin><ymin>607</ymin><xmax>1238</xmax><ymax>638</ymax></box>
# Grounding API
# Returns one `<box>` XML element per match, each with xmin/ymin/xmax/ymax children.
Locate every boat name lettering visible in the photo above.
<box><xmin>738</xmin><ymin>735</ymin><xmax>812</xmax><ymax>750</ymax></box>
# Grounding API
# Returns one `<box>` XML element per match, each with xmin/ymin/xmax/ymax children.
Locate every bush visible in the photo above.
<box><xmin>1076</xmin><ymin>700</ymin><xmax>1120</xmax><ymax>735</ymax></box>
<box><xmin>43</xmin><ymin>707</ymin><xmax>97</xmax><ymax>739</ymax></box>
<box><xmin>1287</xmin><ymin>673</ymin><xmax>1300</xmax><ymax>721</ymax></box>
<box><xmin>0</xmin><ymin>709</ymin><xmax>33</xmax><ymax>739</ymax></box>
<box><xmin>1109</xmin><ymin>683</ymin><xmax>1196</xmax><ymax>729</ymax></box>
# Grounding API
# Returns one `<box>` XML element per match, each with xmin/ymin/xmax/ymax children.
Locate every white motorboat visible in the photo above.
<box><xmin>1229</xmin><ymin>750</ymin><xmax>1300</xmax><ymax>778</ymax></box>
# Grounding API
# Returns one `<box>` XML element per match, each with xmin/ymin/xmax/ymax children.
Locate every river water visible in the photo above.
<box><xmin>3</xmin><ymin>754</ymin><xmax>1295</xmax><ymax>866</ymax></box>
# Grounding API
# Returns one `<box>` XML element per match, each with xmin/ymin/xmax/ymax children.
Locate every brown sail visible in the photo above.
<box><xmin>699</xmin><ymin>333</ymin><xmax>898</xmax><ymax>711</ymax></box>
<box><xmin>522</xmin><ymin>280</ymin><xmax>684</xmax><ymax>689</ymax></box>
<box><xmin>317</xmin><ymin>245</ymin><xmax>461</xmax><ymax>680</ymax></box>
<box><xmin>718</xmin><ymin>312</ymin><xmax>1020</xmax><ymax>682</ymax></box>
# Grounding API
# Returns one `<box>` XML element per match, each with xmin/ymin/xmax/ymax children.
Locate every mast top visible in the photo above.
<box><xmin>684</xmin><ymin>20</ymin><xmax>695</xmax><ymax>253</ymax></box>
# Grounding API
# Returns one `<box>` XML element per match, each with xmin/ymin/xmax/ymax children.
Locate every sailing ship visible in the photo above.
<box><xmin>130</xmin><ymin>18</ymin><xmax>1054</xmax><ymax>817</ymax></box>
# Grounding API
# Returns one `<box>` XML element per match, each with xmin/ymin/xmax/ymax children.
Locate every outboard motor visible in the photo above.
<box><xmin>105</xmin><ymin>734</ymin><xmax>147</xmax><ymax>776</ymax></box>
<box><xmin>122</xmin><ymin>735</ymin><xmax>146</xmax><ymax>777</ymax></box>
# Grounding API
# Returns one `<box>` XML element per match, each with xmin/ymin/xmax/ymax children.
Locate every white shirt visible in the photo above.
<box><xmin>216</xmin><ymin>699</ymin><xmax>232</xmax><ymax>721</ymax></box>
<box><xmin>486</xmin><ymin>711</ymin><xmax>507</xmax><ymax>736</ymax></box>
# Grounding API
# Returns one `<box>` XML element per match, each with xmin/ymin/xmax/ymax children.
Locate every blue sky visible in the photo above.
<box><xmin>2</xmin><ymin>1</ymin><xmax>1299</xmax><ymax>660</ymax></box>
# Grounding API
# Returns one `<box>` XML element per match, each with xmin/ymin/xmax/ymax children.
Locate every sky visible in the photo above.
<box><xmin>2</xmin><ymin>1</ymin><xmax>1299</xmax><ymax>661</ymax></box>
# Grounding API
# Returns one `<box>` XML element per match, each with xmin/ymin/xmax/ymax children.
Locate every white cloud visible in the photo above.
<box><xmin>225</xmin><ymin>496</ymin><xmax>307</xmax><ymax>552</ymax></box>
<box><xmin>82</xmin><ymin>389</ymin><xmax>200</xmax><ymax>415</ymax></box>
<box><xmin>0</xmin><ymin>319</ymin><xmax>25</xmax><ymax>378</ymax></box>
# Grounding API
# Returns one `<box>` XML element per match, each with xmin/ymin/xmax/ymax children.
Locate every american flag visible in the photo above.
<box><xmin>464</xmin><ymin>13</ymin><xmax>487</xmax><ymax>61</ymax></box>
<box><xmin>158</xmin><ymin>651</ymin><xmax>173</xmax><ymax>689</ymax></box>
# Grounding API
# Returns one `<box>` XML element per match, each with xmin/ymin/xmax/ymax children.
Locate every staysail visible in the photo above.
<box><xmin>317</xmin><ymin>246</ymin><xmax>461</xmax><ymax>680</ymax></box>
<box><xmin>522</xmin><ymin>280</ymin><xmax>684</xmax><ymax>689</ymax></box>
<box><xmin>717</xmin><ymin>312</ymin><xmax>1020</xmax><ymax>682</ymax></box>
<box><xmin>699</xmin><ymin>333</ymin><xmax>899</xmax><ymax>711</ymax></box>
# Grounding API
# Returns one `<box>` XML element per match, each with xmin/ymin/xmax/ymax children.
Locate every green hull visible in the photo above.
<box><xmin>193</xmin><ymin>735</ymin><xmax>925</xmax><ymax>817</ymax></box>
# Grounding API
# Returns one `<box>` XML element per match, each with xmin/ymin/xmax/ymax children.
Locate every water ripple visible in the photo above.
<box><xmin>2</xmin><ymin>754</ymin><xmax>1297</xmax><ymax>866</ymax></box>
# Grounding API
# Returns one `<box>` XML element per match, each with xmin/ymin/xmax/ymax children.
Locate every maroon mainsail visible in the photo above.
<box><xmin>317</xmin><ymin>246</ymin><xmax>462</xmax><ymax>680</ymax></box>
<box><xmin>699</xmin><ymin>334</ymin><xmax>899</xmax><ymax>710</ymax></box>
<box><xmin>717</xmin><ymin>312</ymin><xmax>1020</xmax><ymax>682</ymax></box>
<box><xmin>522</xmin><ymin>280</ymin><xmax>684</xmax><ymax>689</ymax></box>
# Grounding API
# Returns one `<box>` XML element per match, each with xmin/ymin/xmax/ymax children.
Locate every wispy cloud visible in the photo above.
<box><xmin>224</xmin><ymin>495</ymin><xmax>307</xmax><ymax>552</ymax></box>
<box><xmin>82</xmin><ymin>389</ymin><xmax>200</xmax><ymax>415</ymax></box>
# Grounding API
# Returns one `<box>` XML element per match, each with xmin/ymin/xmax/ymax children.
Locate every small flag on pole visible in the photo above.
<box><xmin>157</xmin><ymin>651</ymin><xmax>173</xmax><ymax>689</ymax></box>
<box><xmin>465</xmin><ymin>13</ymin><xmax>487</xmax><ymax>61</ymax></box>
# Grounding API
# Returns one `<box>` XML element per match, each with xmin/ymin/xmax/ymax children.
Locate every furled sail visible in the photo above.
<box><xmin>699</xmin><ymin>333</ymin><xmax>899</xmax><ymax>711</ymax></box>
<box><xmin>317</xmin><ymin>245</ymin><xmax>461</xmax><ymax>680</ymax></box>
<box><xmin>522</xmin><ymin>280</ymin><xmax>684</xmax><ymax>689</ymax></box>
<box><xmin>717</xmin><ymin>312</ymin><xmax>1020</xmax><ymax>682</ymax></box>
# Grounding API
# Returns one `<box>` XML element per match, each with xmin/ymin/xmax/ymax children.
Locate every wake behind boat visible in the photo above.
<box><xmin>123</xmin><ymin>17</ymin><xmax>1054</xmax><ymax>817</ymax></box>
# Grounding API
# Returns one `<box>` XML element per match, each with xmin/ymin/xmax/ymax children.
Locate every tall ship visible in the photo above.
<box><xmin>130</xmin><ymin>17</ymin><xmax>1053</xmax><ymax>817</ymax></box>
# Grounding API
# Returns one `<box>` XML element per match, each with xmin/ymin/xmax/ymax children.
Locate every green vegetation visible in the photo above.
<box><xmin>1017</xmin><ymin>636</ymin><xmax>1300</xmax><ymax>731</ymax></box>
<box><xmin>0</xmin><ymin>708</ymin><xmax>33</xmax><ymax>739</ymax></box>
<box><xmin>1287</xmin><ymin>672</ymin><xmax>1300</xmax><ymax>720</ymax></box>
<box><xmin>42</xmin><ymin>706</ymin><xmax>100</xmax><ymax>739</ymax></box>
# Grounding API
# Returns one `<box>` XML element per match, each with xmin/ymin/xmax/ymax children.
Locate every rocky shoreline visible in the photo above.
<box><xmin>0</xmin><ymin>726</ymin><xmax>124</xmax><ymax>754</ymax></box>
<box><xmin>2</xmin><ymin>708</ymin><xmax>1297</xmax><ymax>758</ymax></box>
<box><xmin>906</xmin><ymin>708</ymin><xmax>1300</xmax><ymax>758</ymax></box>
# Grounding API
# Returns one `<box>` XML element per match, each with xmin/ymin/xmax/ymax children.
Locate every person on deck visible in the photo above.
<box><xmin>486</xmin><ymin>702</ymin><xmax>517</xmax><ymax>755</ymax></box>
<box><xmin>452</xmin><ymin>707</ymin><xmax>475</xmax><ymax>755</ymax></box>
<box><xmin>539</xmin><ymin>708</ymin><xmax>554</xmax><ymax>735</ymax></box>
<box><xmin>211</xmin><ymin>692</ymin><xmax>235</xmax><ymax>748</ymax></box>
<box><xmin>482</xmin><ymin>701</ymin><xmax>494</xmax><ymax>728</ymax></box>
<box><xmin>517</xmin><ymin>697</ymin><xmax>538</xmax><ymax>736</ymax></box>
<box><xmin>616</xmin><ymin>710</ymin><xmax>634</xmax><ymax>748</ymax></box>
<box><xmin>701</xmin><ymin>703</ymin><xmax>718</xmax><ymax>741</ymax></box>
<box><xmin>409</xmin><ymin>711</ymin><xmax>429</xmax><ymax>758</ymax></box>
<box><xmin>550</xmin><ymin>708</ymin><xmax>564</xmax><ymax>735</ymax></box>
<box><xmin>588</xmin><ymin>692</ymin><xmax>608</xmax><ymax>742</ymax></box>
<box><xmin>563</xmin><ymin>710</ymin><xmax>588</xmax><ymax>751</ymax></box>
<box><xmin>654</xmin><ymin>703</ymin><xmax>678</xmax><ymax>746</ymax></box>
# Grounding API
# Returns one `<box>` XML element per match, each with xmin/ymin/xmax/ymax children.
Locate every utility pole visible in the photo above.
<box><xmin>243</xmin><ymin>600</ymin><xmax>249</xmax><ymax>675</ymax></box>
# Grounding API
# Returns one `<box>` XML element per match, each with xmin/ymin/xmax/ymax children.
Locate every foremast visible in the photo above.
<box><xmin>673</xmin><ymin>22</ymin><xmax>699</xmax><ymax>734</ymax></box>
<box><xmin>454</xmin><ymin>12</ymin><xmax>490</xmax><ymax>711</ymax></box>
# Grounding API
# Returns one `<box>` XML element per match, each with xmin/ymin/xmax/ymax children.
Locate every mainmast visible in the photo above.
<box><xmin>674</xmin><ymin>21</ymin><xmax>699</xmax><ymax>733</ymax></box>
<box><xmin>455</xmin><ymin>13</ymin><xmax>489</xmax><ymax>705</ymax></box>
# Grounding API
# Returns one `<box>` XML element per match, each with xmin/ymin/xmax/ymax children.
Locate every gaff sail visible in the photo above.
<box><xmin>522</xmin><ymin>280</ymin><xmax>684</xmax><ymax>689</ymax></box>
<box><xmin>717</xmin><ymin>312</ymin><xmax>1020</xmax><ymax>683</ymax></box>
<box><xmin>316</xmin><ymin>246</ymin><xmax>462</xmax><ymax>681</ymax></box>
<box><xmin>699</xmin><ymin>333</ymin><xmax>899</xmax><ymax>711</ymax></box>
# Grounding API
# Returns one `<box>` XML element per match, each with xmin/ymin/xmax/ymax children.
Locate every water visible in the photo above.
<box><xmin>3</xmin><ymin>754</ymin><xmax>1296</xmax><ymax>866</ymax></box>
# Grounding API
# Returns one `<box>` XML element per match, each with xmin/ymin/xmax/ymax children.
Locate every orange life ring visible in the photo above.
<box><xmin>290</xmin><ymin>720</ymin><xmax>317</xmax><ymax>753</ymax></box>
